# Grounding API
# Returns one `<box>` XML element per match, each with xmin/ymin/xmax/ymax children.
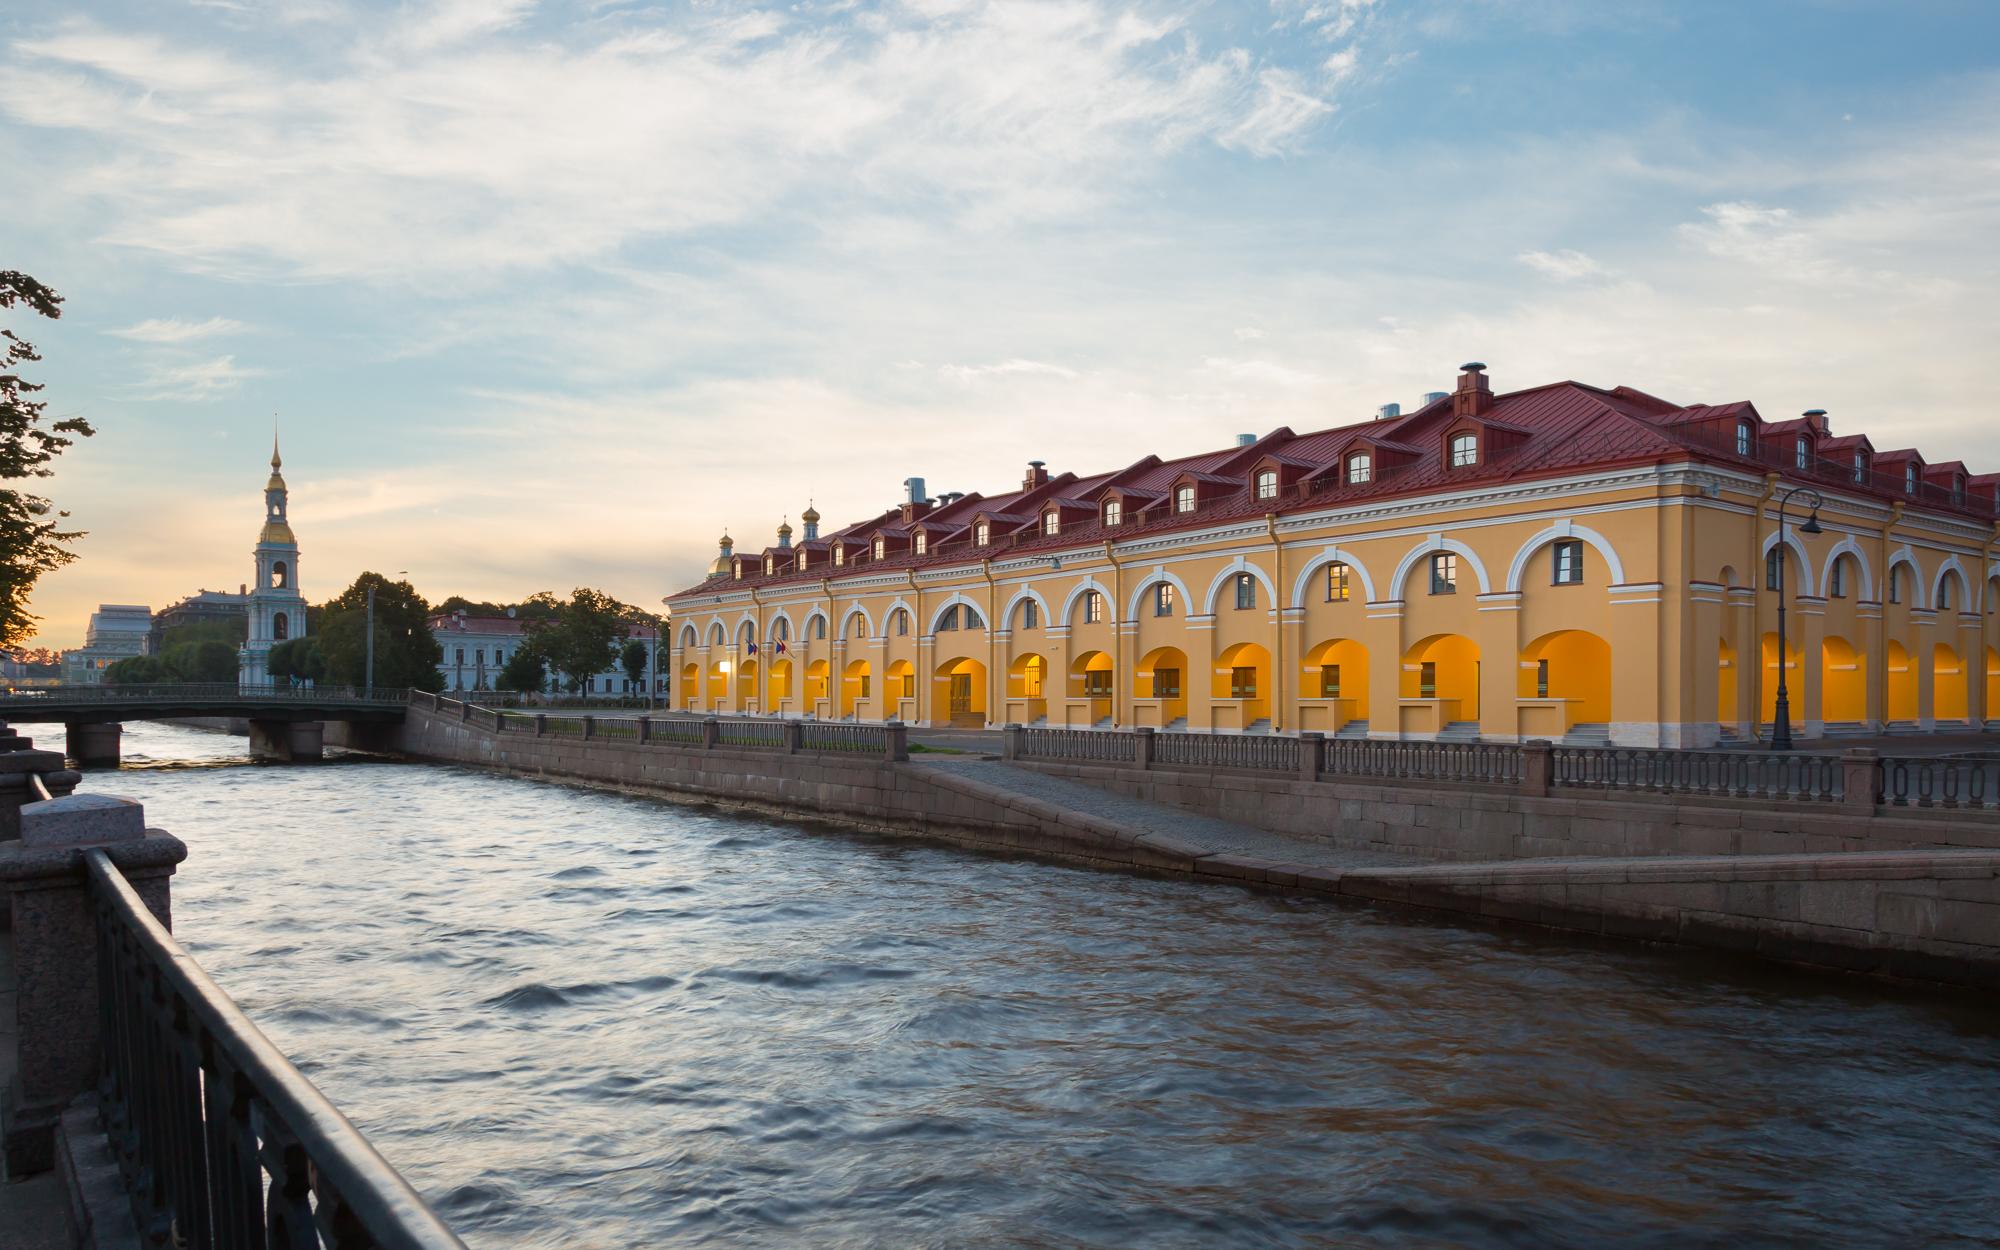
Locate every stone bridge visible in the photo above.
<box><xmin>0</xmin><ymin>684</ymin><xmax>407</xmax><ymax>764</ymax></box>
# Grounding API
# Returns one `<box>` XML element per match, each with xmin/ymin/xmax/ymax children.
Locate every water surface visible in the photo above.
<box><xmin>99</xmin><ymin>721</ymin><xmax>2000</xmax><ymax>1248</ymax></box>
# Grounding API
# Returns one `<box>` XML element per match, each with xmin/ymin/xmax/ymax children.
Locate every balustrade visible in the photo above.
<box><xmin>1551</xmin><ymin>747</ymin><xmax>1842</xmax><ymax>801</ymax></box>
<box><xmin>1882</xmin><ymin>755</ymin><xmax>1999</xmax><ymax>809</ymax></box>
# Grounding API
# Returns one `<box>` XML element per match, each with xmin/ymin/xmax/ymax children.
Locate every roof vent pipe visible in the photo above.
<box><xmin>1422</xmin><ymin>391</ymin><xmax>1449</xmax><ymax>405</ymax></box>
<box><xmin>1376</xmin><ymin>403</ymin><xmax>1400</xmax><ymax>421</ymax></box>
<box><xmin>1235</xmin><ymin>433</ymin><xmax>1256</xmax><ymax>448</ymax></box>
<box><xmin>903</xmin><ymin>476</ymin><xmax>926</xmax><ymax>505</ymax></box>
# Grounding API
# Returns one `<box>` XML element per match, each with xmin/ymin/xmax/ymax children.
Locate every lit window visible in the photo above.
<box><xmin>1552</xmin><ymin>540</ymin><xmax>1584</xmax><ymax>585</ymax></box>
<box><xmin>1175</xmin><ymin>486</ymin><xmax>1196</xmax><ymax>513</ymax></box>
<box><xmin>1044</xmin><ymin>511</ymin><xmax>1061</xmax><ymax>536</ymax></box>
<box><xmin>1450</xmin><ymin>433</ymin><xmax>1477</xmax><ymax>467</ymax></box>
<box><xmin>1430</xmin><ymin>553</ymin><xmax>1457</xmax><ymax>595</ymax></box>
<box><xmin>1101</xmin><ymin>499</ymin><xmax>1122</xmax><ymax>527</ymax></box>
<box><xmin>873</xmin><ymin>538</ymin><xmax>885</xmax><ymax>559</ymax></box>
<box><xmin>1022</xmin><ymin>599</ymin><xmax>1040</xmax><ymax>629</ymax></box>
<box><xmin>1326</xmin><ymin>562</ymin><xmax>1350</xmax><ymax>602</ymax></box>
<box><xmin>834</xmin><ymin>547</ymin><xmax>845</xmax><ymax>567</ymax></box>
<box><xmin>764</xmin><ymin>556</ymin><xmax>774</xmax><ymax>575</ymax></box>
<box><xmin>1084</xmin><ymin>592</ymin><xmax>1104</xmax><ymax>624</ymax></box>
<box><xmin>798</xmin><ymin>551</ymin><xmax>808</xmax><ymax>570</ymax></box>
<box><xmin>1536</xmin><ymin>659</ymin><xmax>1550</xmax><ymax>698</ymax></box>
<box><xmin>1255</xmin><ymin>470</ymin><xmax>1278</xmax><ymax>500</ymax></box>
<box><xmin>975</xmin><ymin>520</ymin><xmax>990</xmax><ymax>546</ymax></box>
<box><xmin>1906</xmin><ymin>464</ymin><xmax>1918</xmax><ymax>494</ymax></box>
<box><xmin>1154</xmin><ymin>583</ymin><xmax>1175</xmax><ymax>616</ymax></box>
<box><xmin>1319</xmin><ymin>664</ymin><xmax>1341</xmax><ymax>698</ymax></box>
<box><xmin>1736</xmin><ymin>421</ymin><xmax>1753</xmax><ymax>455</ymax></box>
<box><xmin>1347</xmin><ymin>453</ymin><xmax>1372</xmax><ymax>484</ymax></box>
<box><xmin>1234</xmin><ymin>573</ymin><xmax>1256</xmax><ymax>610</ymax></box>
<box><xmin>1795</xmin><ymin>438</ymin><xmax>1809</xmax><ymax>470</ymax></box>
<box><xmin>733</xmin><ymin>559</ymin><xmax>743</xmax><ymax>579</ymax></box>
<box><xmin>915</xmin><ymin>532</ymin><xmax>928</xmax><ymax>555</ymax></box>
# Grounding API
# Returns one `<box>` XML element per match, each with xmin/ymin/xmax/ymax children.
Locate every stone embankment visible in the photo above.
<box><xmin>345</xmin><ymin>705</ymin><xmax>2000</xmax><ymax>990</ymax></box>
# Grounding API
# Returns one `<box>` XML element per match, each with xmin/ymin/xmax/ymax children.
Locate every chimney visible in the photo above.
<box><xmin>1453</xmin><ymin>361</ymin><xmax>1493</xmax><ymax>418</ymax></box>
<box><xmin>1024</xmin><ymin>460</ymin><xmax>1049</xmax><ymax>490</ymax></box>
<box><xmin>1422</xmin><ymin>391</ymin><xmax>1449</xmax><ymax>406</ymax></box>
<box><xmin>1376</xmin><ymin>403</ymin><xmax>1400</xmax><ymax>421</ymax></box>
<box><xmin>1235</xmin><ymin>433</ymin><xmax>1256</xmax><ymax>448</ymax></box>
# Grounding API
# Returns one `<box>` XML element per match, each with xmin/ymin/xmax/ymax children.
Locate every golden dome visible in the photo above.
<box><xmin>801</xmin><ymin>503</ymin><xmax>821</xmax><ymax>523</ymax></box>
<box><xmin>260</xmin><ymin>520</ymin><xmax>296</xmax><ymax>545</ymax></box>
<box><xmin>777</xmin><ymin>518</ymin><xmax>794</xmax><ymax>537</ymax></box>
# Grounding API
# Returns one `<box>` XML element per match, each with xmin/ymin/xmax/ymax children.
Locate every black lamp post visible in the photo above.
<box><xmin>1770</xmin><ymin>488</ymin><xmax>1823</xmax><ymax>750</ymax></box>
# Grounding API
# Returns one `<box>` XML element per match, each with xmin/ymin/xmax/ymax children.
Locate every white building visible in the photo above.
<box><xmin>239</xmin><ymin>441</ymin><xmax>308</xmax><ymax>688</ymax></box>
<box><xmin>430</xmin><ymin>611</ymin><xmax>663</xmax><ymax>697</ymax></box>
<box><xmin>60</xmin><ymin>605</ymin><xmax>154</xmax><ymax>685</ymax></box>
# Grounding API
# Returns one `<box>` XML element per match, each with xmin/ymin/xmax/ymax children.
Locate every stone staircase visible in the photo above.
<box><xmin>1244</xmin><ymin>718</ymin><xmax>1273</xmax><ymax>734</ymax></box>
<box><xmin>1560</xmin><ymin>722</ymin><xmax>1611</xmax><ymax>748</ymax></box>
<box><xmin>1164</xmin><ymin>716</ymin><xmax>1187</xmax><ymax>731</ymax></box>
<box><xmin>1334</xmin><ymin>719</ymin><xmax>1370</xmax><ymax>739</ymax></box>
<box><xmin>1435</xmin><ymin>721</ymin><xmax>1482</xmax><ymax>742</ymax></box>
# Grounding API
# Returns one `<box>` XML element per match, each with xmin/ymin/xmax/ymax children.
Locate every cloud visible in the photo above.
<box><xmin>131</xmin><ymin>355</ymin><xmax>265</xmax><ymax>400</ymax></box>
<box><xmin>107</xmin><ymin>316</ymin><xmax>248</xmax><ymax>342</ymax></box>
<box><xmin>1518</xmin><ymin>248</ymin><xmax>1606</xmax><ymax>281</ymax></box>
<box><xmin>937</xmin><ymin>359</ymin><xmax>1079</xmax><ymax>385</ymax></box>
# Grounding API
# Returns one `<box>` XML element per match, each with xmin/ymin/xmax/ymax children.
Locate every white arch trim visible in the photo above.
<box><xmin>706</xmin><ymin>621</ymin><xmax>727</xmax><ymax>647</ymax></box>
<box><xmin>879</xmin><ymin>596</ymin><xmax>917</xmax><ymax>636</ymax></box>
<box><xmin>1059</xmin><ymin>576</ymin><xmax>1116</xmax><ymax>627</ymax></box>
<box><xmin>766</xmin><ymin>608</ymin><xmax>797</xmax><ymax>641</ymax></box>
<box><xmin>1199</xmin><ymin>555</ymin><xmax>1279</xmax><ymax>615</ymax></box>
<box><xmin>838</xmin><ymin>602</ymin><xmax>875</xmax><ymax>639</ymax></box>
<box><xmin>927</xmin><ymin>591</ymin><xmax>989</xmax><ymax>634</ymax></box>
<box><xmin>678</xmin><ymin>624</ymin><xmax>699</xmax><ymax>651</ymax></box>
<box><xmin>1759</xmin><ymin>529</ymin><xmax>1818</xmax><ymax>599</ymax></box>
<box><xmin>1001</xmin><ymin>586</ymin><xmax>1052</xmax><ymax>629</ymax></box>
<box><xmin>1502</xmin><ymin>521</ymin><xmax>1625</xmax><ymax>593</ymax></box>
<box><xmin>1389</xmin><ymin>534</ymin><xmax>1493</xmax><ymax>598</ymax></box>
<box><xmin>1818</xmin><ymin>537</ymin><xmax>1876</xmax><ymax>602</ymax></box>
<box><xmin>1289</xmin><ymin>545</ymin><xmax>1378</xmax><ymax>609</ymax></box>
<box><xmin>1886</xmin><ymin>546</ymin><xmax>1923</xmax><ymax>610</ymax></box>
<box><xmin>1128</xmin><ymin>567</ymin><xmax>1197</xmax><ymax>622</ymax></box>
<box><xmin>801</xmin><ymin>607</ymin><xmax>829</xmax><ymax>638</ymax></box>
<box><xmin>734</xmin><ymin>611</ymin><xmax>759</xmax><ymax>644</ymax></box>
<box><xmin>1933</xmin><ymin>555</ymin><xmax>1969</xmax><ymax>612</ymax></box>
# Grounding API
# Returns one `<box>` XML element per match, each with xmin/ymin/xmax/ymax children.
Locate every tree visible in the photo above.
<box><xmin>266</xmin><ymin>637</ymin><xmax>326</xmax><ymax>684</ymax></box>
<box><xmin>0</xmin><ymin>273</ymin><xmax>94</xmax><ymax>647</ymax></box>
<box><xmin>522</xmin><ymin>588</ymin><xmax>624</xmax><ymax>693</ymax></box>
<box><xmin>496</xmin><ymin>644</ymin><xmax>547</xmax><ymax>693</ymax></box>
<box><xmin>315</xmin><ymin>573</ymin><xmax>443</xmax><ymax>691</ymax></box>
<box><xmin>164</xmin><ymin>638</ymin><xmax>239</xmax><ymax>684</ymax></box>
<box><xmin>104</xmin><ymin>655</ymin><xmax>167</xmax><ymax>686</ymax></box>
<box><xmin>621</xmin><ymin>638</ymin><xmax>649</xmax><ymax>692</ymax></box>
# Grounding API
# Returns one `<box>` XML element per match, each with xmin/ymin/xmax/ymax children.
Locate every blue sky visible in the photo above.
<box><xmin>5</xmin><ymin>0</ymin><xmax>1997</xmax><ymax>645</ymax></box>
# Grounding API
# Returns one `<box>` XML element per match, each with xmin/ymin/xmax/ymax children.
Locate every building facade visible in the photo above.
<box><xmin>430</xmin><ymin>611</ymin><xmax>663</xmax><ymax>696</ymax></box>
<box><xmin>666</xmin><ymin>364</ymin><xmax>2000</xmax><ymax>747</ymax></box>
<box><xmin>59</xmin><ymin>605</ymin><xmax>154</xmax><ymax>685</ymax></box>
<box><xmin>238</xmin><ymin>442</ymin><xmax>308</xmax><ymax>689</ymax></box>
<box><xmin>151</xmin><ymin>589</ymin><xmax>250</xmax><ymax>652</ymax></box>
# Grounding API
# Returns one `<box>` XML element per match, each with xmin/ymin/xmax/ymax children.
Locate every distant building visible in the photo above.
<box><xmin>151</xmin><ymin>588</ymin><xmax>250</xmax><ymax>651</ymax></box>
<box><xmin>430</xmin><ymin>611</ymin><xmax>662</xmax><ymax>696</ymax></box>
<box><xmin>239</xmin><ymin>440</ymin><xmax>308</xmax><ymax>689</ymax></box>
<box><xmin>60</xmin><ymin>605</ymin><xmax>154</xmax><ymax>685</ymax></box>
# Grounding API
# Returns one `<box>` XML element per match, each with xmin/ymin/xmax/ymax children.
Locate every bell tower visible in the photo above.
<box><xmin>239</xmin><ymin>438</ymin><xmax>308</xmax><ymax>688</ymax></box>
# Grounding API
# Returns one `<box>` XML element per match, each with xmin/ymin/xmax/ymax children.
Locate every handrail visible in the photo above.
<box><xmin>87</xmin><ymin>850</ymin><xmax>467</xmax><ymax>1250</ymax></box>
<box><xmin>0</xmin><ymin>683</ymin><xmax>410</xmax><ymax>704</ymax></box>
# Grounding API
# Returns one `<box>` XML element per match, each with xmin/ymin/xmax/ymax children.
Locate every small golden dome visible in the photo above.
<box><xmin>777</xmin><ymin>518</ymin><xmax>793</xmax><ymax>536</ymax></box>
<box><xmin>801</xmin><ymin>504</ymin><xmax>821</xmax><ymax>523</ymax></box>
<box><xmin>260</xmin><ymin>520</ymin><xmax>296</xmax><ymax>545</ymax></box>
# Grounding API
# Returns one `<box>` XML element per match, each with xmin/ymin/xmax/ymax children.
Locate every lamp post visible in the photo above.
<box><xmin>365</xmin><ymin>570</ymin><xmax>409</xmax><ymax>698</ymax></box>
<box><xmin>1770</xmin><ymin>489</ymin><xmax>1822</xmax><ymax>751</ymax></box>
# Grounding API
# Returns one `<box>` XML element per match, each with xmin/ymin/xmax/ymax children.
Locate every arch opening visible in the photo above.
<box><xmin>1302</xmin><ymin>638</ymin><xmax>1368</xmax><ymax>734</ymax></box>
<box><xmin>680</xmin><ymin>662</ymin><xmax>699</xmax><ymax>709</ymax></box>
<box><xmin>1934</xmin><ymin>643</ymin><xmax>1969</xmax><ymax>722</ymax></box>
<box><xmin>1717</xmin><ymin>637</ymin><xmax>1739</xmax><ymax>732</ymax></box>
<box><xmin>933</xmin><ymin>656</ymin><xmax>988</xmax><ymax>725</ymax></box>
<box><xmin>804</xmin><ymin>659</ymin><xmax>830</xmax><ymax>714</ymax></box>
<box><xmin>1819</xmin><ymin>636</ymin><xmax>1865</xmax><ymax>725</ymax></box>
<box><xmin>1134</xmin><ymin>646</ymin><xmax>1189</xmax><ymax>728</ymax></box>
<box><xmin>1758</xmin><ymin>633</ymin><xmax>1800</xmax><ymax>726</ymax></box>
<box><xmin>1068</xmin><ymin>650</ymin><xmax>1114</xmax><ymax>726</ymax></box>
<box><xmin>1519</xmin><ymin>630</ymin><xmax>1610</xmax><ymax>736</ymax></box>
<box><xmin>1212</xmin><ymin>642</ymin><xmax>1272</xmax><ymax>730</ymax></box>
<box><xmin>1886</xmin><ymin>641</ymin><xmax>1917</xmax><ymax>723</ymax></box>
<box><xmin>1401</xmin><ymin>634</ymin><xmax>1480</xmax><ymax>729</ymax></box>
<box><xmin>840</xmin><ymin>659</ymin><xmax>873</xmax><ymax>720</ymax></box>
<box><xmin>1006</xmin><ymin>653</ymin><xmax>1048</xmax><ymax>724</ymax></box>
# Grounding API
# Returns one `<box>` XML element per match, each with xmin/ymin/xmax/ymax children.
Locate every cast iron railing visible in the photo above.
<box><xmin>1</xmin><ymin>684</ymin><xmax>409</xmax><ymax>707</ymax></box>
<box><xmin>1154</xmin><ymin>731</ymin><xmax>1299</xmax><ymax>773</ymax></box>
<box><xmin>1552</xmin><ymin>746</ymin><xmax>1842</xmax><ymax>801</ymax></box>
<box><xmin>88</xmin><ymin>850</ymin><xmax>465</xmax><ymax>1250</ymax></box>
<box><xmin>1882</xmin><ymin>755</ymin><xmax>1999</xmax><ymax>809</ymax></box>
<box><xmin>1019</xmin><ymin>727</ymin><xmax>1136</xmax><ymax>763</ymax></box>
<box><xmin>1323</xmin><ymin>739</ymin><xmax>1524</xmax><ymax>786</ymax></box>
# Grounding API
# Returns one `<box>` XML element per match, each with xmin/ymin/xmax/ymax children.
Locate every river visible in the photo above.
<box><xmin>94</xmin><ymin>720</ymin><xmax>2000</xmax><ymax>1248</ymax></box>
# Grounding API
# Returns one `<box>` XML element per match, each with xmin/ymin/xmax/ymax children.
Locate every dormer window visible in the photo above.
<box><xmin>1044</xmin><ymin>511</ymin><xmax>1060</xmax><ymax>536</ymax></box>
<box><xmin>764</xmin><ymin>556</ymin><xmax>774</xmax><ymax>575</ymax></box>
<box><xmin>798</xmin><ymin>551</ymin><xmax>808</xmax><ymax>570</ymax></box>
<box><xmin>1175</xmin><ymin>486</ymin><xmax>1195</xmax><ymax>513</ymax></box>
<box><xmin>1450</xmin><ymin>433</ymin><xmax>1478</xmax><ymax>468</ymax></box>
<box><xmin>1255</xmin><ymin>470</ymin><xmax>1278</xmax><ymax>500</ymax></box>
<box><xmin>1906</xmin><ymin>464</ymin><xmax>1918</xmax><ymax>494</ymax></box>
<box><xmin>1347</xmin><ymin>452</ymin><xmax>1372</xmax><ymax>484</ymax></box>
<box><xmin>1953</xmin><ymin>475</ymin><xmax>1966</xmax><ymax>504</ymax></box>
<box><xmin>975</xmin><ymin>520</ymin><xmax>990</xmax><ymax>546</ymax></box>
<box><xmin>873</xmin><ymin>538</ymin><xmax>886</xmax><ymax>560</ymax></box>
<box><xmin>834</xmin><ymin>546</ymin><xmax>845</xmax><ymax>566</ymax></box>
<box><xmin>1104</xmin><ymin>499</ymin><xmax>1123</xmax><ymax>526</ymax></box>
<box><xmin>733</xmin><ymin>559</ymin><xmax>743</xmax><ymax>580</ymax></box>
<box><xmin>1853</xmin><ymin>451</ymin><xmax>1866</xmax><ymax>484</ymax></box>
<box><xmin>1795</xmin><ymin>438</ymin><xmax>1809</xmax><ymax>470</ymax></box>
<box><xmin>915</xmin><ymin>532</ymin><xmax>928</xmax><ymax>555</ymax></box>
<box><xmin>1736</xmin><ymin>421</ymin><xmax>1753</xmax><ymax>456</ymax></box>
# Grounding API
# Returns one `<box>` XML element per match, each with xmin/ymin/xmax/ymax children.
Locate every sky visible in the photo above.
<box><xmin>4</xmin><ymin>0</ymin><xmax>1998</xmax><ymax>647</ymax></box>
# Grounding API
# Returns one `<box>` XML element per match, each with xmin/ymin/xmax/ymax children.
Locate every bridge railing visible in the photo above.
<box><xmin>5</xmin><ymin>683</ymin><xmax>410</xmax><ymax>705</ymax></box>
<box><xmin>85</xmin><ymin>833</ymin><xmax>467</xmax><ymax>1248</ymax></box>
<box><xmin>421</xmin><ymin>696</ymin><xmax>906</xmax><ymax>760</ymax></box>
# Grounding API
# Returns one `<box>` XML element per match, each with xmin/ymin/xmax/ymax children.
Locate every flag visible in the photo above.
<box><xmin>747</xmin><ymin>642</ymin><xmax>759</xmax><ymax>655</ymax></box>
<box><xmin>776</xmin><ymin>640</ymin><xmax>788</xmax><ymax>655</ymax></box>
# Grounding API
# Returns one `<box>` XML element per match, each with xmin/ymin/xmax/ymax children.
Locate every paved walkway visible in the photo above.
<box><xmin>0</xmin><ymin>935</ymin><xmax>74</xmax><ymax>1250</ymax></box>
<box><xmin>911</xmin><ymin>756</ymin><xmax>1419</xmax><ymax>870</ymax></box>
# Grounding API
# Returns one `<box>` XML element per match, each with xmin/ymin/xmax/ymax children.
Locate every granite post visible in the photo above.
<box><xmin>65</xmin><ymin>723</ymin><xmax>123</xmax><ymax>770</ymax></box>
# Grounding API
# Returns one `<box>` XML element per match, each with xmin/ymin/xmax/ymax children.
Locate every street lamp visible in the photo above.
<box><xmin>1770</xmin><ymin>489</ymin><xmax>1822</xmax><ymax>751</ymax></box>
<box><xmin>365</xmin><ymin>571</ymin><xmax>409</xmax><ymax>698</ymax></box>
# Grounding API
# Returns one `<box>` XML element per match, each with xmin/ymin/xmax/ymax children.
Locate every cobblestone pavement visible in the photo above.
<box><xmin>911</xmin><ymin>756</ymin><xmax>1420</xmax><ymax>870</ymax></box>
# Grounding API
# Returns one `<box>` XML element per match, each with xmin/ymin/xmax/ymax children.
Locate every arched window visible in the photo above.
<box><xmin>1044</xmin><ymin>511</ymin><xmax>1061</xmax><ymax>536</ymax></box>
<box><xmin>1552</xmin><ymin>539</ymin><xmax>1584</xmax><ymax>585</ymax></box>
<box><xmin>964</xmin><ymin>607</ymin><xmax>983</xmax><ymax>629</ymax></box>
<box><xmin>1347</xmin><ymin>452</ymin><xmax>1372</xmax><ymax>484</ymax></box>
<box><xmin>1233</xmin><ymin>573</ymin><xmax>1256</xmax><ymax>610</ymax></box>
<box><xmin>774</xmin><ymin>618</ymin><xmax>790</xmax><ymax>642</ymax></box>
<box><xmin>1021</xmin><ymin>598</ymin><xmax>1040</xmax><ymax>629</ymax></box>
<box><xmin>1765</xmin><ymin>548</ymin><xmax>1784</xmax><ymax>592</ymax></box>
<box><xmin>975</xmin><ymin>520</ymin><xmax>990</xmax><ymax>546</ymax></box>
<box><xmin>271</xmin><ymin>561</ymin><xmax>287</xmax><ymax>589</ymax></box>
<box><xmin>1255</xmin><ymin>470</ymin><xmax>1278</xmax><ymax>500</ymax></box>
<box><xmin>1828</xmin><ymin>556</ymin><xmax>1849</xmax><ymax>598</ymax></box>
<box><xmin>1940</xmin><ymin>574</ymin><xmax>1958</xmax><ymax>611</ymax></box>
<box><xmin>273</xmin><ymin>612</ymin><xmax>289</xmax><ymax>641</ymax></box>
<box><xmin>1450</xmin><ymin>433</ymin><xmax>1478</xmax><ymax>468</ymax></box>
<box><xmin>937</xmin><ymin>605</ymin><xmax>959</xmax><ymax>632</ymax></box>
<box><xmin>915</xmin><ymin>532</ymin><xmax>928</xmax><ymax>555</ymax></box>
<box><xmin>1103</xmin><ymin>499</ymin><xmax>1123</xmax><ymax>526</ymax></box>
<box><xmin>1153</xmin><ymin>582</ymin><xmax>1175</xmax><ymax>616</ymax></box>
<box><xmin>1326</xmin><ymin>562</ymin><xmax>1350</xmax><ymax>602</ymax></box>
<box><xmin>813</xmin><ymin>615</ymin><xmax>827</xmax><ymax>640</ymax></box>
<box><xmin>1175</xmin><ymin>486</ymin><xmax>1195</xmax><ymax>513</ymax></box>
<box><xmin>741</xmin><ymin>622</ymin><xmax>757</xmax><ymax>646</ymax></box>
<box><xmin>1430</xmin><ymin>553</ymin><xmax>1458</xmax><ymax>595</ymax></box>
<box><xmin>1736</xmin><ymin>421</ymin><xmax>1753</xmax><ymax>455</ymax></box>
<box><xmin>681</xmin><ymin>625</ymin><xmax>697</xmax><ymax>650</ymax></box>
<box><xmin>1888</xmin><ymin>566</ymin><xmax>1904</xmax><ymax>604</ymax></box>
<box><xmin>895</xmin><ymin>609</ymin><xmax>910</xmax><ymax>635</ymax></box>
<box><xmin>1083</xmin><ymin>591</ymin><xmax>1105</xmax><ymax>624</ymax></box>
<box><xmin>709</xmin><ymin>623</ymin><xmax>726</xmax><ymax>646</ymax></box>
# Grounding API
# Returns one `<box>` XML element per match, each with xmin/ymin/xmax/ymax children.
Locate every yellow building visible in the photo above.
<box><xmin>667</xmin><ymin>364</ymin><xmax>2000</xmax><ymax>747</ymax></box>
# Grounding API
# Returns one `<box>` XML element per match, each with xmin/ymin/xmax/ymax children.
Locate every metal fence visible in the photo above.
<box><xmin>798</xmin><ymin>722</ymin><xmax>887</xmax><ymax>754</ymax></box>
<box><xmin>1881</xmin><ymin>755</ymin><xmax>2000</xmax><ymax>809</ymax></box>
<box><xmin>1019</xmin><ymin>727</ymin><xmax>1136</xmax><ymax>764</ymax></box>
<box><xmin>3</xmin><ymin>683</ymin><xmax>410</xmax><ymax>708</ymax></box>
<box><xmin>718</xmin><ymin>721</ymin><xmax>787</xmax><ymax>749</ymax></box>
<box><xmin>1154</xmin><ymin>731</ymin><xmax>1299</xmax><ymax>773</ymax></box>
<box><xmin>1323</xmin><ymin>739</ymin><xmax>1524</xmax><ymax>786</ymax></box>
<box><xmin>88</xmin><ymin>851</ymin><xmax>466</xmax><ymax>1250</ymax></box>
<box><xmin>1552</xmin><ymin>747</ymin><xmax>1843</xmax><ymax>801</ymax></box>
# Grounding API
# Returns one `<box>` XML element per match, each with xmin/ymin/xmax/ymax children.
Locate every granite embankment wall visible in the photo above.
<box><xmin>348</xmin><ymin>709</ymin><xmax>2000</xmax><ymax>989</ymax></box>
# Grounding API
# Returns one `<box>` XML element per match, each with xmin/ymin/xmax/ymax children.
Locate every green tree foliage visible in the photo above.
<box><xmin>0</xmin><ymin>273</ymin><xmax>94</xmax><ymax>647</ymax></box>
<box><xmin>167</xmin><ymin>639</ymin><xmax>239</xmax><ymax>683</ymax></box>
<box><xmin>103</xmin><ymin>654</ymin><xmax>168</xmax><ymax>686</ymax></box>
<box><xmin>159</xmin><ymin>617</ymin><xmax>247</xmax><ymax>651</ymax></box>
<box><xmin>496</xmin><ymin>645</ymin><xmax>547</xmax><ymax>693</ymax></box>
<box><xmin>315</xmin><ymin>573</ymin><xmax>443</xmax><ymax>691</ymax></box>
<box><xmin>522</xmin><ymin>588</ymin><xmax>625</xmax><ymax>693</ymax></box>
<box><xmin>621</xmin><ymin>639</ymin><xmax>649</xmax><ymax>691</ymax></box>
<box><xmin>266</xmin><ymin>637</ymin><xmax>326</xmax><ymax>684</ymax></box>
<box><xmin>434</xmin><ymin>595</ymin><xmax>557</xmax><ymax>621</ymax></box>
